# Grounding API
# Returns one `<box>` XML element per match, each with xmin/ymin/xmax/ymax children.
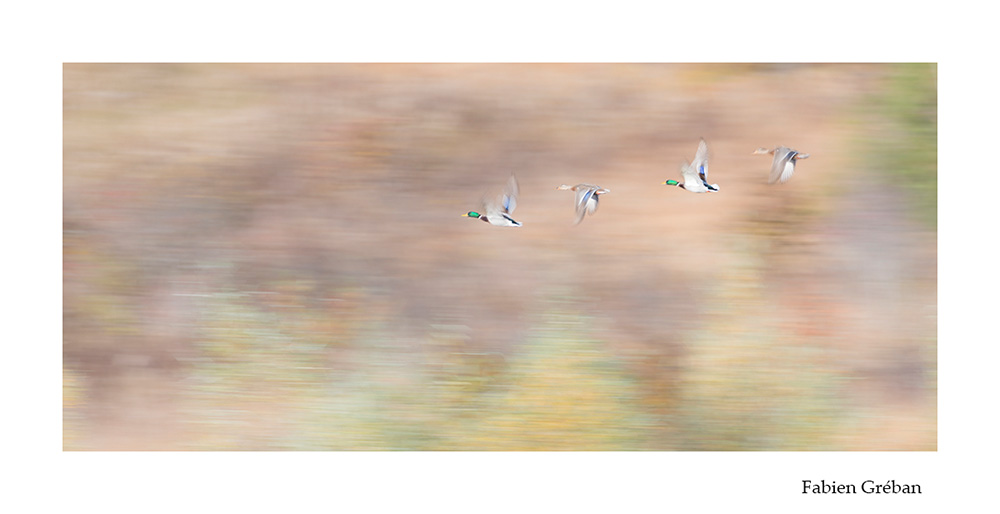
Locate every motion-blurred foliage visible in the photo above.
<box><xmin>64</xmin><ymin>64</ymin><xmax>936</xmax><ymax>450</ymax></box>
<box><xmin>862</xmin><ymin>63</ymin><xmax>937</xmax><ymax>226</ymax></box>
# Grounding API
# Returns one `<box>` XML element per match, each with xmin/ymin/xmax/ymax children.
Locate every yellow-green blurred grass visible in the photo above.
<box><xmin>173</xmin><ymin>278</ymin><xmax>850</xmax><ymax>450</ymax></box>
<box><xmin>179</xmin><ymin>292</ymin><xmax>651</xmax><ymax>450</ymax></box>
<box><xmin>179</xmin><ymin>291</ymin><xmax>346</xmax><ymax>449</ymax></box>
<box><xmin>63</xmin><ymin>368</ymin><xmax>88</xmax><ymax>449</ymax></box>
<box><xmin>438</xmin><ymin>310</ymin><xmax>651</xmax><ymax>451</ymax></box>
<box><xmin>677</xmin><ymin>248</ymin><xmax>847</xmax><ymax>450</ymax></box>
<box><xmin>857</xmin><ymin>63</ymin><xmax>937</xmax><ymax>226</ymax></box>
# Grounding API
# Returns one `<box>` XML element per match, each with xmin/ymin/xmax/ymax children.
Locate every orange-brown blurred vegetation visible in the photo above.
<box><xmin>64</xmin><ymin>63</ymin><xmax>936</xmax><ymax>450</ymax></box>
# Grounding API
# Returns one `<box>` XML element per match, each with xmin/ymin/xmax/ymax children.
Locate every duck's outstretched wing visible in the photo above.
<box><xmin>574</xmin><ymin>187</ymin><xmax>597</xmax><ymax>224</ymax></box>
<box><xmin>501</xmin><ymin>173</ymin><xmax>519</xmax><ymax>214</ymax></box>
<box><xmin>679</xmin><ymin>161</ymin><xmax>700</xmax><ymax>186</ymax></box>
<box><xmin>769</xmin><ymin>146</ymin><xmax>798</xmax><ymax>184</ymax></box>
<box><xmin>692</xmin><ymin>138</ymin><xmax>710</xmax><ymax>185</ymax></box>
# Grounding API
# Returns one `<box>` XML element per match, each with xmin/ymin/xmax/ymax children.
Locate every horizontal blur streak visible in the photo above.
<box><xmin>63</xmin><ymin>63</ymin><xmax>936</xmax><ymax>450</ymax></box>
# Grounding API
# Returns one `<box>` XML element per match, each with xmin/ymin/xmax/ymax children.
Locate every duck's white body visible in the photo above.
<box><xmin>464</xmin><ymin>173</ymin><xmax>522</xmax><ymax>227</ymax></box>
<box><xmin>666</xmin><ymin>138</ymin><xmax>719</xmax><ymax>193</ymax></box>
<box><xmin>556</xmin><ymin>183</ymin><xmax>611</xmax><ymax>224</ymax></box>
<box><xmin>756</xmin><ymin>146</ymin><xmax>809</xmax><ymax>184</ymax></box>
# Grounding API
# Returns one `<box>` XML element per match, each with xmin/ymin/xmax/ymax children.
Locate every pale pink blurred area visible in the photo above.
<box><xmin>64</xmin><ymin>63</ymin><xmax>935</xmax><ymax>450</ymax></box>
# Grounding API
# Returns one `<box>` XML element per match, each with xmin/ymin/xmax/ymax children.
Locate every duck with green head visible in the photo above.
<box><xmin>663</xmin><ymin>138</ymin><xmax>719</xmax><ymax>193</ymax></box>
<box><xmin>754</xmin><ymin>146</ymin><xmax>809</xmax><ymax>184</ymax></box>
<box><xmin>462</xmin><ymin>173</ymin><xmax>522</xmax><ymax>227</ymax></box>
<box><xmin>555</xmin><ymin>183</ymin><xmax>610</xmax><ymax>225</ymax></box>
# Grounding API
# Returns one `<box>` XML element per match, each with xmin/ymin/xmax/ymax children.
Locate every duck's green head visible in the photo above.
<box><xmin>664</xmin><ymin>179</ymin><xmax>680</xmax><ymax>186</ymax></box>
<box><xmin>462</xmin><ymin>211</ymin><xmax>482</xmax><ymax>219</ymax></box>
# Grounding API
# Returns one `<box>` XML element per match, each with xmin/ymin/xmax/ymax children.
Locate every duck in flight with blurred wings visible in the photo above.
<box><xmin>754</xmin><ymin>146</ymin><xmax>809</xmax><ymax>184</ymax></box>
<box><xmin>462</xmin><ymin>173</ymin><xmax>522</xmax><ymax>227</ymax></box>
<box><xmin>663</xmin><ymin>138</ymin><xmax>719</xmax><ymax>193</ymax></box>
<box><xmin>555</xmin><ymin>183</ymin><xmax>611</xmax><ymax>225</ymax></box>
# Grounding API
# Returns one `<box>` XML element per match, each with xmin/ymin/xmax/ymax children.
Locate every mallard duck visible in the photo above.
<box><xmin>754</xmin><ymin>146</ymin><xmax>810</xmax><ymax>184</ymax></box>
<box><xmin>663</xmin><ymin>138</ymin><xmax>719</xmax><ymax>193</ymax></box>
<box><xmin>462</xmin><ymin>173</ymin><xmax>522</xmax><ymax>227</ymax></box>
<box><xmin>555</xmin><ymin>183</ymin><xmax>611</xmax><ymax>224</ymax></box>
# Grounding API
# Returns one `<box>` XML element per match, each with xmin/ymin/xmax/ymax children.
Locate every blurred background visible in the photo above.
<box><xmin>63</xmin><ymin>63</ymin><xmax>936</xmax><ymax>450</ymax></box>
